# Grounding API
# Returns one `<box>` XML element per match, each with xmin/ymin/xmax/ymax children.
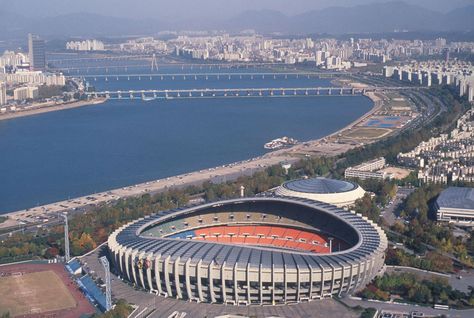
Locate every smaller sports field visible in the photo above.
<box><xmin>0</xmin><ymin>270</ymin><xmax>76</xmax><ymax>317</ymax></box>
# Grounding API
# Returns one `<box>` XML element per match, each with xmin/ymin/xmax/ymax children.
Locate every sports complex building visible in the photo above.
<box><xmin>274</xmin><ymin>177</ymin><xmax>366</xmax><ymax>207</ymax></box>
<box><xmin>108</xmin><ymin>196</ymin><xmax>387</xmax><ymax>305</ymax></box>
<box><xmin>436</xmin><ymin>186</ymin><xmax>474</xmax><ymax>226</ymax></box>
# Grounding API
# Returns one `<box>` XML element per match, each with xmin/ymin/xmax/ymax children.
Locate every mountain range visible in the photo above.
<box><xmin>0</xmin><ymin>1</ymin><xmax>473</xmax><ymax>39</ymax></box>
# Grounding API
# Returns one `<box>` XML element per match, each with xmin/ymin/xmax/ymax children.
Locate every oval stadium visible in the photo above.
<box><xmin>107</xmin><ymin>196</ymin><xmax>387</xmax><ymax>306</ymax></box>
<box><xmin>274</xmin><ymin>177</ymin><xmax>366</xmax><ymax>207</ymax></box>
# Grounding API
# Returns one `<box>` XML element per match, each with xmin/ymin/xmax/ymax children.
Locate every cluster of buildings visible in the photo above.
<box><xmin>168</xmin><ymin>35</ymin><xmax>391</xmax><ymax>70</ymax></box>
<box><xmin>383</xmin><ymin>60</ymin><xmax>474</xmax><ymax>102</ymax></box>
<box><xmin>372</xmin><ymin>37</ymin><xmax>473</xmax><ymax>60</ymax></box>
<box><xmin>119</xmin><ymin>37</ymin><xmax>168</xmax><ymax>53</ymax></box>
<box><xmin>114</xmin><ymin>34</ymin><xmax>474</xmax><ymax>72</ymax></box>
<box><xmin>345</xmin><ymin>157</ymin><xmax>393</xmax><ymax>180</ymax></box>
<box><xmin>0</xmin><ymin>34</ymin><xmax>66</xmax><ymax>108</ymax></box>
<box><xmin>398</xmin><ymin>109</ymin><xmax>474</xmax><ymax>184</ymax></box>
<box><xmin>115</xmin><ymin>34</ymin><xmax>393</xmax><ymax>69</ymax></box>
<box><xmin>66</xmin><ymin>39</ymin><xmax>105</xmax><ymax>51</ymax></box>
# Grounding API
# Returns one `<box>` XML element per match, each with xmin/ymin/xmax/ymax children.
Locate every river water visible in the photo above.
<box><xmin>0</xmin><ymin>58</ymin><xmax>372</xmax><ymax>213</ymax></box>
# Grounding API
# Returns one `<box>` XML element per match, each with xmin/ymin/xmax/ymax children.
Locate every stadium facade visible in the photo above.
<box><xmin>108</xmin><ymin>197</ymin><xmax>387</xmax><ymax>305</ymax></box>
<box><xmin>274</xmin><ymin>177</ymin><xmax>366</xmax><ymax>207</ymax></box>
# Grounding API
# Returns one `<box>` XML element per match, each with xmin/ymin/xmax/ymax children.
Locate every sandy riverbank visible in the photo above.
<box><xmin>0</xmin><ymin>98</ymin><xmax>107</xmax><ymax>121</ymax></box>
<box><xmin>1</xmin><ymin>88</ymin><xmax>384</xmax><ymax>227</ymax></box>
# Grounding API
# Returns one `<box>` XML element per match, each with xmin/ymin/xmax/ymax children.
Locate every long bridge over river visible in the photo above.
<box><xmin>58</xmin><ymin>62</ymin><xmax>330</xmax><ymax>74</ymax></box>
<box><xmin>80</xmin><ymin>72</ymin><xmax>342</xmax><ymax>82</ymax></box>
<box><xmin>85</xmin><ymin>86</ymin><xmax>421</xmax><ymax>100</ymax></box>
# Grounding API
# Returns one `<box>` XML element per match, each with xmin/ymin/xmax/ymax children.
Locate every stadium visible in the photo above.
<box><xmin>274</xmin><ymin>177</ymin><xmax>366</xmax><ymax>207</ymax></box>
<box><xmin>107</xmin><ymin>196</ymin><xmax>387</xmax><ymax>305</ymax></box>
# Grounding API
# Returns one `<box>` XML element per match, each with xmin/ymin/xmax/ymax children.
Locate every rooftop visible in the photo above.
<box><xmin>437</xmin><ymin>187</ymin><xmax>474</xmax><ymax>210</ymax></box>
<box><xmin>282</xmin><ymin>177</ymin><xmax>357</xmax><ymax>194</ymax></box>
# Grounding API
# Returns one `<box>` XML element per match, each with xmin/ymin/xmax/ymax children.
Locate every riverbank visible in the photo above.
<box><xmin>0</xmin><ymin>98</ymin><xmax>107</xmax><ymax>121</ymax></box>
<box><xmin>0</xmin><ymin>90</ymin><xmax>383</xmax><ymax>228</ymax></box>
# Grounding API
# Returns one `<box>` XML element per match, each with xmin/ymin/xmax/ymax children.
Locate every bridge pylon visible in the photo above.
<box><xmin>151</xmin><ymin>53</ymin><xmax>158</xmax><ymax>72</ymax></box>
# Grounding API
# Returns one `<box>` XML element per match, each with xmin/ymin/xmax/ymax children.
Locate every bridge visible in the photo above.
<box><xmin>55</xmin><ymin>63</ymin><xmax>344</xmax><ymax>74</ymax></box>
<box><xmin>84</xmin><ymin>86</ymin><xmax>417</xmax><ymax>100</ymax></box>
<box><xmin>80</xmin><ymin>72</ymin><xmax>342</xmax><ymax>81</ymax></box>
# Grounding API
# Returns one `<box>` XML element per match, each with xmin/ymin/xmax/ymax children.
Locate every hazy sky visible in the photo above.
<box><xmin>1</xmin><ymin>0</ymin><xmax>473</xmax><ymax>20</ymax></box>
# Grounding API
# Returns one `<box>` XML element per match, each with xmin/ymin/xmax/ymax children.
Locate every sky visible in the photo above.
<box><xmin>1</xmin><ymin>0</ymin><xmax>473</xmax><ymax>20</ymax></box>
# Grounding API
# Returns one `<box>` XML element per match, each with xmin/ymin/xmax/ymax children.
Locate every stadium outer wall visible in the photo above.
<box><xmin>107</xmin><ymin>197</ymin><xmax>387</xmax><ymax>305</ymax></box>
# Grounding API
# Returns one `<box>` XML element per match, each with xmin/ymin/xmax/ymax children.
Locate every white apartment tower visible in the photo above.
<box><xmin>0</xmin><ymin>81</ymin><xmax>7</xmax><ymax>106</ymax></box>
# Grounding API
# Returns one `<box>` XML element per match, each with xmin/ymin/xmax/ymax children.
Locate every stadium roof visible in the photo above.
<box><xmin>282</xmin><ymin>177</ymin><xmax>357</xmax><ymax>194</ymax></box>
<box><xmin>110</xmin><ymin>197</ymin><xmax>386</xmax><ymax>270</ymax></box>
<box><xmin>437</xmin><ymin>187</ymin><xmax>474</xmax><ymax>210</ymax></box>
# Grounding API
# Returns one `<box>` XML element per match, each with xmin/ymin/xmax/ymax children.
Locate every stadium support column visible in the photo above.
<box><xmin>63</xmin><ymin>213</ymin><xmax>70</xmax><ymax>263</ymax></box>
<box><xmin>174</xmin><ymin>257</ymin><xmax>182</xmax><ymax>299</ymax></box>
<box><xmin>346</xmin><ymin>264</ymin><xmax>355</xmax><ymax>294</ymax></box>
<box><xmin>296</xmin><ymin>263</ymin><xmax>301</xmax><ymax>302</ymax></box>
<box><xmin>329</xmin><ymin>264</ymin><xmax>336</xmax><ymax>296</ymax></box>
<box><xmin>209</xmin><ymin>261</ymin><xmax>216</xmax><ymax>303</ymax></box>
<box><xmin>231</xmin><ymin>262</ymin><xmax>237</xmax><ymax>304</ymax></box>
<box><xmin>196</xmin><ymin>259</ymin><xmax>204</xmax><ymax>302</ymax></box>
<box><xmin>259</xmin><ymin>264</ymin><xmax>263</xmax><ymax>304</ymax></box>
<box><xmin>164</xmin><ymin>256</ymin><xmax>173</xmax><ymax>297</ymax></box>
<box><xmin>246</xmin><ymin>263</ymin><xmax>251</xmax><ymax>304</ymax></box>
<box><xmin>154</xmin><ymin>255</ymin><xmax>163</xmax><ymax>295</ymax></box>
<box><xmin>99</xmin><ymin>256</ymin><xmax>112</xmax><ymax>311</ymax></box>
<box><xmin>185</xmin><ymin>259</ymin><xmax>192</xmax><ymax>300</ymax></box>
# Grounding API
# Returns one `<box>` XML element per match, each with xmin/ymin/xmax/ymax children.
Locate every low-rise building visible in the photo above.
<box><xmin>344</xmin><ymin>157</ymin><xmax>392</xmax><ymax>180</ymax></box>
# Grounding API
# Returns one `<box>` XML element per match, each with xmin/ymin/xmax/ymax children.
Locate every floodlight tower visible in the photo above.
<box><xmin>63</xmin><ymin>213</ymin><xmax>70</xmax><ymax>263</ymax></box>
<box><xmin>99</xmin><ymin>256</ymin><xmax>112</xmax><ymax>311</ymax></box>
<box><xmin>240</xmin><ymin>185</ymin><xmax>245</xmax><ymax>198</ymax></box>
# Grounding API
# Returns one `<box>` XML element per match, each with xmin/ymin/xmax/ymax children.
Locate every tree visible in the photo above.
<box><xmin>92</xmin><ymin>299</ymin><xmax>132</xmax><ymax>318</ymax></box>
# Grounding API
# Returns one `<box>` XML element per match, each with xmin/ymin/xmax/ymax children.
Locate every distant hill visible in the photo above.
<box><xmin>0</xmin><ymin>1</ymin><xmax>473</xmax><ymax>40</ymax></box>
<box><xmin>0</xmin><ymin>12</ymin><xmax>159</xmax><ymax>39</ymax></box>
<box><xmin>227</xmin><ymin>1</ymin><xmax>474</xmax><ymax>34</ymax></box>
<box><xmin>290</xmin><ymin>1</ymin><xmax>442</xmax><ymax>34</ymax></box>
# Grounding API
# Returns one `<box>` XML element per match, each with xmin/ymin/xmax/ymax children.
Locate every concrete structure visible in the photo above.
<box><xmin>28</xmin><ymin>34</ymin><xmax>46</xmax><ymax>71</ymax></box>
<box><xmin>436</xmin><ymin>187</ymin><xmax>474</xmax><ymax>226</ymax></box>
<box><xmin>66</xmin><ymin>39</ymin><xmax>105</xmax><ymax>51</ymax></box>
<box><xmin>386</xmin><ymin>61</ymin><xmax>474</xmax><ymax>102</ymax></box>
<box><xmin>13</xmin><ymin>86</ymin><xmax>38</xmax><ymax>101</ymax></box>
<box><xmin>345</xmin><ymin>157</ymin><xmax>392</xmax><ymax>180</ymax></box>
<box><xmin>0</xmin><ymin>51</ymin><xmax>29</xmax><ymax>69</ymax></box>
<box><xmin>108</xmin><ymin>197</ymin><xmax>387</xmax><ymax>306</ymax></box>
<box><xmin>0</xmin><ymin>81</ymin><xmax>6</xmax><ymax>106</ymax></box>
<box><xmin>0</xmin><ymin>71</ymin><xmax>66</xmax><ymax>86</ymax></box>
<box><xmin>274</xmin><ymin>177</ymin><xmax>366</xmax><ymax>207</ymax></box>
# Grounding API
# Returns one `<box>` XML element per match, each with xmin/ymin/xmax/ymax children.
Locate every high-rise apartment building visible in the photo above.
<box><xmin>0</xmin><ymin>81</ymin><xmax>7</xmax><ymax>106</ymax></box>
<box><xmin>28</xmin><ymin>34</ymin><xmax>46</xmax><ymax>71</ymax></box>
